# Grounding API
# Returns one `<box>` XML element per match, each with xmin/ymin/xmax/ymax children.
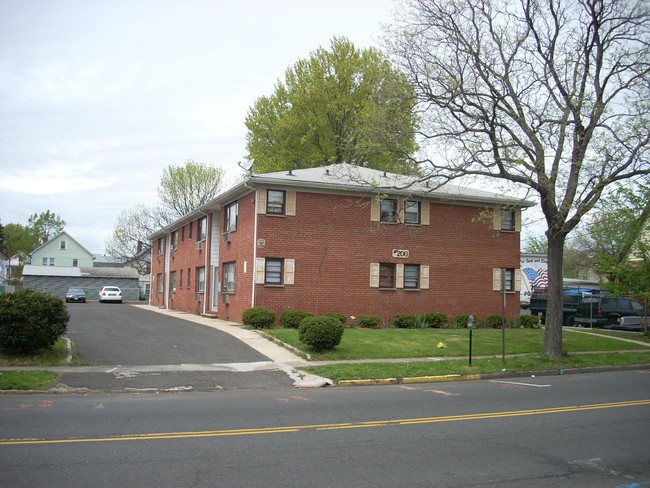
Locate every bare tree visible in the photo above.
<box><xmin>386</xmin><ymin>0</ymin><xmax>650</xmax><ymax>358</ymax></box>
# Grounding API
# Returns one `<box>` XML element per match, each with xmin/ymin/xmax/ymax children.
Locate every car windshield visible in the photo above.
<box><xmin>68</xmin><ymin>288</ymin><xmax>84</xmax><ymax>293</ymax></box>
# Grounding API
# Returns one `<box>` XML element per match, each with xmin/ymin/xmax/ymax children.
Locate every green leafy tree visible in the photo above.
<box><xmin>2</xmin><ymin>223</ymin><xmax>37</xmax><ymax>284</ymax></box>
<box><xmin>27</xmin><ymin>210</ymin><xmax>66</xmax><ymax>243</ymax></box>
<box><xmin>245</xmin><ymin>37</ymin><xmax>418</xmax><ymax>174</ymax></box>
<box><xmin>106</xmin><ymin>160</ymin><xmax>225</xmax><ymax>269</ymax></box>
<box><xmin>158</xmin><ymin>160</ymin><xmax>226</xmax><ymax>217</ymax></box>
<box><xmin>574</xmin><ymin>182</ymin><xmax>650</xmax><ymax>295</ymax></box>
<box><xmin>386</xmin><ymin>0</ymin><xmax>650</xmax><ymax>359</ymax></box>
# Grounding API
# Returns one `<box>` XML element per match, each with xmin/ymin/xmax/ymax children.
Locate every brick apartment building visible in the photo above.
<box><xmin>148</xmin><ymin>164</ymin><xmax>534</xmax><ymax>325</ymax></box>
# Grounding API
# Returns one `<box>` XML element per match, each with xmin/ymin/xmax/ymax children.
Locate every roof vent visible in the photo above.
<box><xmin>383</xmin><ymin>171</ymin><xmax>387</xmax><ymax>177</ymax></box>
<box><xmin>287</xmin><ymin>169</ymin><xmax>295</xmax><ymax>176</ymax></box>
<box><xmin>325</xmin><ymin>169</ymin><xmax>330</xmax><ymax>175</ymax></box>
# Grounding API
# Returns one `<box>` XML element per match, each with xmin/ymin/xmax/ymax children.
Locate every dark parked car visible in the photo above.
<box><xmin>65</xmin><ymin>287</ymin><xmax>86</xmax><ymax>303</ymax></box>
<box><xmin>574</xmin><ymin>296</ymin><xmax>645</xmax><ymax>327</ymax></box>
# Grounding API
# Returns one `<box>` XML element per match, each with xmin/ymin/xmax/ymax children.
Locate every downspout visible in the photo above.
<box><xmin>244</xmin><ymin>181</ymin><xmax>258</xmax><ymax>308</ymax></box>
<box><xmin>198</xmin><ymin>209</ymin><xmax>209</xmax><ymax>316</ymax></box>
<box><xmin>164</xmin><ymin>232</ymin><xmax>171</xmax><ymax>310</ymax></box>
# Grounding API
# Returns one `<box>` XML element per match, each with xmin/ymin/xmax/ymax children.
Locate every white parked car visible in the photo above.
<box><xmin>99</xmin><ymin>286</ymin><xmax>123</xmax><ymax>303</ymax></box>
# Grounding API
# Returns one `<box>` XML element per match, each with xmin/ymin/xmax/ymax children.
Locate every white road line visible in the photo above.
<box><xmin>490</xmin><ymin>380</ymin><xmax>551</xmax><ymax>388</ymax></box>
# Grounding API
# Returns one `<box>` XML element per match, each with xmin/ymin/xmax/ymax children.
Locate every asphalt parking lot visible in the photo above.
<box><xmin>60</xmin><ymin>302</ymin><xmax>295</xmax><ymax>392</ymax></box>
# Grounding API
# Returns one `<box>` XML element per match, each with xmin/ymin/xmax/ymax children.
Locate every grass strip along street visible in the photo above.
<box><xmin>0</xmin><ymin>328</ymin><xmax>648</xmax><ymax>390</ymax></box>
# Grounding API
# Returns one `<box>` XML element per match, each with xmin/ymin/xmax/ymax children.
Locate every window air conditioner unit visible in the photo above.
<box><xmin>195</xmin><ymin>241</ymin><xmax>203</xmax><ymax>251</ymax></box>
<box><xmin>222</xmin><ymin>293</ymin><xmax>230</xmax><ymax>304</ymax></box>
<box><xmin>224</xmin><ymin>232</ymin><xmax>231</xmax><ymax>243</ymax></box>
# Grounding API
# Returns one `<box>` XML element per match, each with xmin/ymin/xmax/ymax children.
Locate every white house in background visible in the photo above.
<box><xmin>29</xmin><ymin>231</ymin><xmax>95</xmax><ymax>268</ymax></box>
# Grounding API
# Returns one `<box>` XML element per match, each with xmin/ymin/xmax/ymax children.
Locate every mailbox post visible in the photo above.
<box><xmin>467</xmin><ymin>315</ymin><xmax>475</xmax><ymax>366</ymax></box>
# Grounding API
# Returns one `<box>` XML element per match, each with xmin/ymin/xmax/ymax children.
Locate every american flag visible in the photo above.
<box><xmin>524</xmin><ymin>267</ymin><xmax>548</xmax><ymax>289</ymax></box>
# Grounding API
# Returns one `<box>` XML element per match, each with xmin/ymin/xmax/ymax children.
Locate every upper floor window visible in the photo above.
<box><xmin>157</xmin><ymin>237</ymin><xmax>164</xmax><ymax>255</ymax></box>
<box><xmin>225</xmin><ymin>202</ymin><xmax>238</xmax><ymax>232</ymax></box>
<box><xmin>265</xmin><ymin>258</ymin><xmax>283</xmax><ymax>284</ymax></box>
<box><xmin>267</xmin><ymin>190</ymin><xmax>286</xmax><ymax>215</ymax></box>
<box><xmin>198</xmin><ymin>216</ymin><xmax>207</xmax><ymax>241</ymax></box>
<box><xmin>380</xmin><ymin>199</ymin><xmax>398</xmax><ymax>223</ymax></box>
<box><xmin>171</xmin><ymin>230</ymin><xmax>178</xmax><ymax>250</ymax></box>
<box><xmin>404</xmin><ymin>201</ymin><xmax>420</xmax><ymax>224</ymax></box>
<box><xmin>60</xmin><ymin>240</ymin><xmax>67</xmax><ymax>250</ymax></box>
<box><xmin>501</xmin><ymin>209</ymin><xmax>516</xmax><ymax>231</ymax></box>
<box><xmin>189</xmin><ymin>221</ymin><xmax>193</xmax><ymax>240</ymax></box>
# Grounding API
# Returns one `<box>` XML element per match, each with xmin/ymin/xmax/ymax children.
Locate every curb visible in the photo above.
<box><xmin>334</xmin><ymin>364</ymin><xmax>650</xmax><ymax>387</ymax></box>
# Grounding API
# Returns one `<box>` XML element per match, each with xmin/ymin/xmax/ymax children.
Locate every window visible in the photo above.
<box><xmin>404</xmin><ymin>201</ymin><xmax>420</xmax><ymax>224</ymax></box>
<box><xmin>493</xmin><ymin>268</ymin><xmax>516</xmax><ymax>292</ymax></box>
<box><xmin>380</xmin><ymin>199</ymin><xmax>398</xmax><ymax>222</ymax></box>
<box><xmin>189</xmin><ymin>222</ymin><xmax>193</xmax><ymax>240</ymax></box>
<box><xmin>404</xmin><ymin>264</ymin><xmax>420</xmax><ymax>289</ymax></box>
<box><xmin>187</xmin><ymin>268</ymin><xmax>191</xmax><ymax>288</ymax></box>
<box><xmin>48</xmin><ymin>258</ymin><xmax>54</xmax><ymax>266</ymax></box>
<box><xmin>180</xmin><ymin>269</ymin><xmax>183</xmax><ymax>288</ymax></box>
<box><xmin>501</xmin><ymin>209</ymin><xmax>516</xmax><ymax>231</ymax></box>
<box><xmin>223</xmin><ymin>262</ymin><xmax>236</xmax><ymax>292</ymax></box>
<box><xmin>156</xmin><ymin>273</ymin><xmax>163</xmax><ymax>294</ymax></box>
<box><xmin>170</xmin><ymin>271</ymin><xmax>177</xmax><ymax>293</ymax></box>
<box><xmin>196</xmin><ymin>267</ymin><xmax>205</xmax><ymax>293</ymax></box>
<box><xmin>198</xmin><ymin>217</ymin><xmax>207</xmax><ymax>241</ymax></box>
<box><xmin>72</xmin><ymin>259</ymin><xmax>79</xmax><ymax>267</ymax></box>
<box><xmin>379</xmin><ymin>263</ymin><xmax>396</xmax><ymax>288</ymax></box>
<box><xmin>267</xmin><ymin>190</ymin><xmax>286</xmax><ymax>215</ymax></box>
<box><xmin>157</xmin><ymin>237</ymin><xmax>164</xmax><ymax>255</ymax></box>
<box><xmin>225</xmin><ymin>202</ymin><xmax>238</xmax><ymax>232</ymax></box>
<box><xmin>265</xmin><ymin>258</ymin><xmax>283</xmax><ymax>284</ymax></box>
<box><xmin>171</xmin><ymin>231</ymin><xmax>178</xmax><ymax>250</ymax></box>
<box><xmin>181</xmin><ymin>226</ymin><xmax>185</xmax><ymax>243</ymax></box>
<box><xmin>42</xmin><ymin>257</ymin><xmax>48</xmax><ymax>266</ymax></box>
<box><xmin>60</xmin><ymin>240</ymin><xmax>67</xmax><ymax>250</ymax></box>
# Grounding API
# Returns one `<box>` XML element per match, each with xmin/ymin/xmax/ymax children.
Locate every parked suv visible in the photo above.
<box><xmin>574</xmin><ymin>296</ymin><xmax>645</xmax><ymax>327</ymax></box>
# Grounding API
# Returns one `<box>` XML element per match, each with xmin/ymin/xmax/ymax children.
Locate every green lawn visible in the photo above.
<box><xmin>263</xmin><ymin>327</ymin><xmax>650</xmax><ymax>361</ymax></box>
<box><xmin>0</xmin><ymin>338</ymin><xmax>75</xmax><ymax>391</ymax></box>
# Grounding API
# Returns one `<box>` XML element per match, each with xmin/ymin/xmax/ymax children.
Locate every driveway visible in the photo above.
<box><xmin>60</xmin><ymin>303</ymin><xmax>304</xmax><ymax>392</ymax></box>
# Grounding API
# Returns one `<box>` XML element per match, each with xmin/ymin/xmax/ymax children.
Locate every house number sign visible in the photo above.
<box><xmin>392</xmin><ymin>249</ymin><xmax>409</xmax><ymax>258</ymax></box>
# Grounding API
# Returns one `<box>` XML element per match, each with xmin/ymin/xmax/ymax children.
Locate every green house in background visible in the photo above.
<box><xmin>29</xmin><ymin>231</ymin><xmax>95</xmax><ymax>268</ymax></box>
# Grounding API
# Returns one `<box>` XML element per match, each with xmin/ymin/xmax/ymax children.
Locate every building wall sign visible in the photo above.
<box><xmin>392</xmin><ymin>249</ymin><xmax>409</xmax><ymax>259</ymax></box>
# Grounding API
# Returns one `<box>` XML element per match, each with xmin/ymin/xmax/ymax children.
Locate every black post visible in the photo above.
<box><xmin>467</xmin><ymin>315</ymin><xmax>474</xmax><ymax>366</ymax></box>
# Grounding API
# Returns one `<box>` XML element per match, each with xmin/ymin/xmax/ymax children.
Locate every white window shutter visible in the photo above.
<box><xmin>286</xmin><ymin>191</ymin><xmax>296</xmax><ymax>216</ymax></box>
<box><xmin>515</xmin><ymin>269</ymin><xmax>521</xmax><ymax>292</ymax></box>
<box><xmin>369</xmin><ymin>262</ymin><xmax>380</xmax><ymax>287</ymax></box>
<box><xmin>421</xmin><ymin>201</ymin><xmax>430</xmax><ymax>226</ymax></box>
<box><xmin>396</xmin><ymin>263</ymin><xmax>404</xmax><ymax>288</ymax></box>
<box><xmin>284</xmin><ymin>259</ymin><xmax>295</xmax><ymax>285</ymax></box>
<box><xmin>493</xmin><ymin>207</ymin><xmax>502</xmax><ymax>230</ymax></box>
<box><xmin>515</xmin><ymin>208</ymin><xmax>522</xmax><ymax>232</ymax></box>
<box><xmin>257</xmin><ymin>190</ymin><xmax>267</xmax><ymax>215</ymax></box>
<box><xmin>370</xmin><ymin>198</ymin><xmax>380</xmax><ymax>222</ymax></box>
<box><xmin>420</xmin><ymin>265</ymin><xmax>430</xmax><ymax>289</ymax></box>
<box><xmin>255</xmin><ymin>258</ymin><xmax>265</xmax><ymax>284</ymax></box>
<box><xmin>492</xmin><ymin>268</ymin><xmax>502</xmax><ymax>291</ymax></box>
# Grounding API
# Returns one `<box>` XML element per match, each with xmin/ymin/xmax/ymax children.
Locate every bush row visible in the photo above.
<box><xmin>242</xmin><ymin>307</ymin><xmax>540</xmax><ymax>331</ymax></box>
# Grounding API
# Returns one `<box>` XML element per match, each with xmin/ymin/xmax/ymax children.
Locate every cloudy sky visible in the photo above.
<box><xmin>1</xmin><ymin>0</ymin><xmax>407</xmax><ymax>254</ymax></box>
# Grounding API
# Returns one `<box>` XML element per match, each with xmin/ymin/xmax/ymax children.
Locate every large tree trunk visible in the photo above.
<box><xmin>543</xmin><ymin>231</ymin><xmax>566</xmax><ymax>359</ymax></box>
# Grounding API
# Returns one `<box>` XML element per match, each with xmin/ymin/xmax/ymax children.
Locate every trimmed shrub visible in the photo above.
<box><xmin>358</xmin><ymin>315</ymin><xmax>381</xmax><ymax>328</ymax></box>
<box><xmin>0</xmin><ymin>288</ymin><xmax>69</xmax><ymax>353</ymax></box>
<box><xmin>242</xmin><ymin>307</ymin><xmax>276</xmax><ymax>329</ymax></box>
<box><xmin>280</xmin><ymin>310</ymin><xmax>314</xmax><ymax>329</ymax></box>
<box><xmin>450</xmin><ymin>314</ymin><xmax>473</xmax><ymax>329</ymax></box>
<box><xmin>298</xmin><ymin>315</ymin><xmax>344</xmax><ymax>352</ymax></box>
<box><xmin>515</xmin><ymin>315</ymin><xmax>541</xmax><ymax>329</ymax></box>
<box><xmin>324</xmin><ymin>312</ymin><xmax>347</xmax><ymax>326</ymax></box>
<box><xmin>483</xmin><ymin>315</ymin><xmax>505</xmax><ymax>329</ymax></box>
<box><xmin>423</xmin><ymin>312</ymin><xmax>448</xmax><ymax>328</ymax></box>
<box><xmin>393</xmin><ymin>314</ymin><xmax>418</xmax><ymax>329</ymax></box>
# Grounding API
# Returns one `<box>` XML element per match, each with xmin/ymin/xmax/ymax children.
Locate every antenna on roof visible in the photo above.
<box><xmin>237</xmin><ymin>161</ymin><xmax>254</xmax><ymax>176</ymax></box>
<box><xmin>287</xmin><ymin>169</ymin><xmax>294</xmax><ymax>176</ymax></box>
<box><xmin>325</xmin><ymin>169</ymin><xmax>330</xmax><ymax>175</ymax></box>
<box><xmin>383</xmin><ymin>171</ymin><xmax>387</xmax><ymax>177</ymax></box>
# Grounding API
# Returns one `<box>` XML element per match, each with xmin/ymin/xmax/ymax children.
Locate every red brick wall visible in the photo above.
<box><xmin>253</xmin><ymin>191</ymin><xmax>521</xmax><ymax>325</ymax></box>
<box><xmin>149</xmin><ymin>216</ymin><xmax>212</xmax><ymax>315</ymax></box>
<box><xmin>152</xmin><ymin>189</ymin><xmax>522</xmax><ymax>326</ymax></box>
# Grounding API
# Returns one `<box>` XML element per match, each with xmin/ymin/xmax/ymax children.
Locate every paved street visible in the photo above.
<box><xmin>1</xmin><ymin>370</ymin><xmax>649</xmax><ymax>487</ymax></box>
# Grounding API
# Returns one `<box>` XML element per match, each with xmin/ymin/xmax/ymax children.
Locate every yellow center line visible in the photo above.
<box><xmin>1</xmin><ymin>399</ymin><xmax>648</xmax><ymax>446</ymax></box>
